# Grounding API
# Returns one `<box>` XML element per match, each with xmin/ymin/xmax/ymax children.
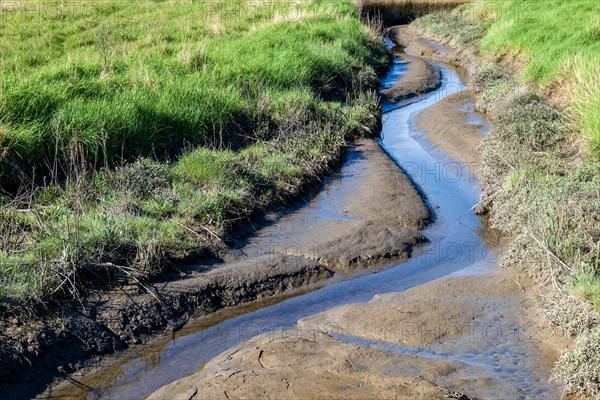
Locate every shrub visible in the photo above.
<box><xmin>494</xmin><ymin>92</ymin><xmax>567</xmax><ymax>151</ymax></box>
<box><xmin>554</xmin><ymin>329</ymin><xmax>600</xmax><ymax>397</ymax></box>
<box><xmin>112</xmin><ymin>159</ymin><xmax>173</xmax><ymax>199</ymax></box>
<box><xmin>411</xmin><ymin>9</ymin><xmax>485</xmax><ymax>46</ymax></box>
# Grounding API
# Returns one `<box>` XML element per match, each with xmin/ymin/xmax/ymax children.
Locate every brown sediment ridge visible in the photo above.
<box><xmin>75</xmin><ymin>138</ymin><xmax>430</xmax><ymax>347</ymax></box>
<box><xmin>414</xmin><ymin>91</ymin><xmax>488</xmax><ymax>179</ymax></box>
<box><xmin>379</xmin><ymin>52</ymin><xmax>441</xmax><ymax>103</ymax></box>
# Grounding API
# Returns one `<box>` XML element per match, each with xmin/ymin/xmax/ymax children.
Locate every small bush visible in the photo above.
<box><xmin>542</xmin><ymin>293</ymin><xmax>599</xmax><ymax>337</ymax></box>
<box><xmin>471</xmin><ymin>65</ymin><xmax>519</xmax><ymax>114</ymax></box>
<box><xmin>471</xmin><ymin>64</ymin><xmax>512</xmax><ymax>90</ymax></box>
<box><xmin>494</xmin><ymin>92</ymin><xmax>567</xmax><ymax>151</ymax></box>
<box><xmin>554</xmin><ymin>329</ymin><xmax>600</xmax><ymax>397</ymax></box>
<box><xmin>412</xmin><ymin>9</ymin><xmax>484</xmax><ymax>46</ymax></box>
<box><xmin>113</xmin><ymin>159</ymin><xmax>173</xmax><ymax>199</ymax></box>
<box><xmin>475</xmin><ymin>80</ymin><xmax>520</xmax><ymax>115</ymax></box>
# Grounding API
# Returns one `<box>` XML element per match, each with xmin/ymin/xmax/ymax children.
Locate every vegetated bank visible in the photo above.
<box><xmin>403</xmin><ymin>1</ymin><xmax>600</xmax><ymax>396</ymax></box>
<box><xmin>0</xmin><ymin>0</ymin><xmax>390</xmax><ymax>392</ymax></box>
<box><xmin>0</xmin><ymin>0</ymin><xmax>388</xmax><ymax>304</ymax></box>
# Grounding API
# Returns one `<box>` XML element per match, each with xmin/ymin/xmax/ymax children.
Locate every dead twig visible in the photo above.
<box><xmin>527</xmin><ymin>231</ymin><xmax>574</xmax><ymax>273</ymax></box>
<box><xmin>171</xmin><ymin>218</ymin><xmax>223</xmax><ymax>242</ymax></box>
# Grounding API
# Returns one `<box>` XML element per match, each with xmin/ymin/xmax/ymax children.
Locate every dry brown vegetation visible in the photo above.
<box><xmin>356</xmin><ymin>0</ymin><xmax>470</xmax><ymax>25</ymax></box>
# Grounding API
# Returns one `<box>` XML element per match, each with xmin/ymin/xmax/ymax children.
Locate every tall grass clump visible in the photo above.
<box><xmin>357</xmin><ymin>0</ymin><xmax>468</xmax><ymax>26</ymax></box>
<box><xmin>0</xmin><ymin>0</ymin><xmax>387</xmax><ymax>187</ymax></box>
<box><xmin>411</xmin><ymin>7</ymin><xmax>485</xmax><ymax>46</ymax></box>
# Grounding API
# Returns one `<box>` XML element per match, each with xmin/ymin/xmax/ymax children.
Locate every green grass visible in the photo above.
<box><xmin>472</xmin><ymin>0</ymin><xmax>600</xmax><ymax>155</ymax></box>
<box><xmin>357</xmin><ymin>0</ymin><xmax>469</xmax><ymax>26</ymax></box>
<box><xmin>0</xmin><ymin>0</ymin><xmax>387</xmax><ymax>184</ymax></box>
<box><xmin>0</xmin><ymin>91</ymin><xmax>380</xmax><ymax>302</ymax></box>
<box><xmin>0</xmin><ymin>0</ymin><xmax>387</xmax><ymax>304</ymax></box>
<box><xmin>413</xmin><ymin>1</ymin><xmax>600</xmax><ymax>154</ymax></box>
<box><xmin>411</xmin><ymin>6</ymin><xmax>485</xmax><ymax>46</ymax></box>
<box><xmin>572</xmin><ymin>269</ymin><xmax>600</xmax><ymax>311</ymax></box>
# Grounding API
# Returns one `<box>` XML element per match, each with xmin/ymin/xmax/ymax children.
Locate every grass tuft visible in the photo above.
<box><xmin>473</xmin><ymin>0</ymin><xmax>600</xmax><ymax>155</ymax></box>
<box><xmin>572</xmin><ymin>269</ymin><xmax>600</xmax><ymax>311</ymax></box>
<box><xmin>411</xmin><ymin>8</ymin><xmax>485</xmax><ymax>46</ymax></box>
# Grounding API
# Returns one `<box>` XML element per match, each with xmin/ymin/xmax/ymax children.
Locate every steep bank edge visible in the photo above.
<box><xmin>391</xmin><ymin>20</ymin><xmax>588</xmax><ymax>396</ymax></box>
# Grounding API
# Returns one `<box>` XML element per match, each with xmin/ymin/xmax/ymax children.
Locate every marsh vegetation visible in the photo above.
<box><xmin>0</xmin><ymin>0</ymin><xmax>387</xmax><ymax>305</ymax></box>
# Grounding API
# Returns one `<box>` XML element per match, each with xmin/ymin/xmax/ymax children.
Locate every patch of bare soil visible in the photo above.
<box><xmin>148</xmin><ymin>330</ymin><xmax>447</xmax><ymax>400</ymax></box>
<box><xmin>242</xmin><ymin>139</ymin><xmax>429</xmax><ymax>272</ymax></box>
<box><xmin>148</xmin><ymin>242</ymin><xmax>569</xmax><ymax>400</ymax></box>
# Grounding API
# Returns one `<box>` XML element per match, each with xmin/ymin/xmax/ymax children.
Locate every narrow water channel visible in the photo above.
<box><xmin>45</xmin><ymin>45</ymin><xmax>550</xmax><ymax>400</ymax></box>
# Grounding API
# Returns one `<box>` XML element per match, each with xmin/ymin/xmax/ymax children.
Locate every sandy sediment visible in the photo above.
<box><xmin>379</xmin><ymin>52</ymin><xmax>441</xmax><ymax>103</ymax></box>
<box><xmin>148</xmin><ymin>329</ymin><xmax>447</xmax><ymax>400</ymax></box>
<box><xmin>148</xmin><ymin>266</ymin><xmax>563</xmax><ymax>399</ymax></box>
<box><xmin>413</xmin><ymin>91</ymin><xmax>488</xmax><ymax>179</ymax></box>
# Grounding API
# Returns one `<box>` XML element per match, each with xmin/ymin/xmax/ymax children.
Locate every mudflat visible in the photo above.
<box><xmin>380</xmin><ymin>52</ymin><xmax>441</xmax><ymax>104</ymax></box>
<box><xmin>147</xmin><ymin>88</ymin><xmax>566</xmax><ymax>400</ymax></box>
<box><xmin>413</xmin><ymin>91</ymin><xmax>488</xmax><ymax>179</ymax></box>
<box><xmin>147</xmin><ymin>30</ymin><xmax>572</xmax><ymax>400</ymax></box>
<box><xmin>148</xmin><ymin>266</ymin><xmax>563</xmax><ymax>400</ymax></box>
<box><xmin>88</xmin><ymin>139</ymin><xmax>432</xmax><ymax>344</ymax></box>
